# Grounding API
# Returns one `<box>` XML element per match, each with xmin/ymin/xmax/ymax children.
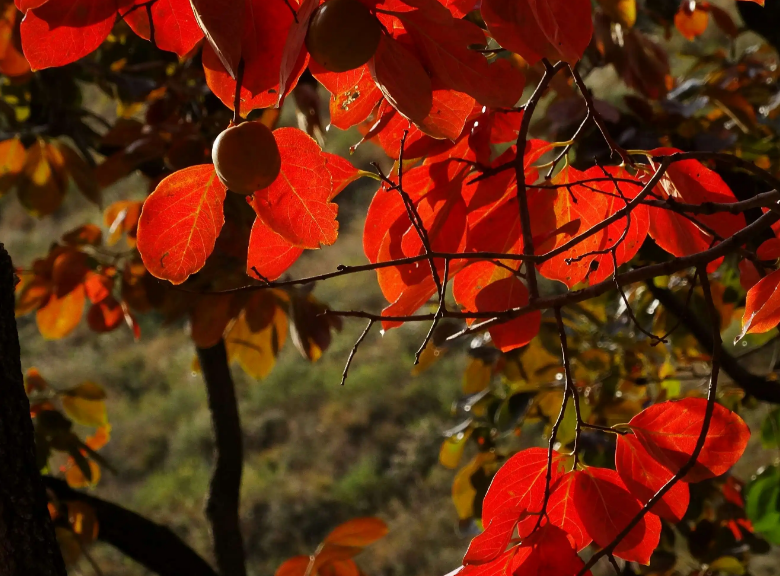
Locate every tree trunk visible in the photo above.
<box><xmin>197</xmin><ymin>340</ymin><xmax>247</xmax><ymax>576</ymax></box>
<box><xmin>0</xmin><ymin>243</ymin><xmax>67</xmax><ymax>576</ymax></box>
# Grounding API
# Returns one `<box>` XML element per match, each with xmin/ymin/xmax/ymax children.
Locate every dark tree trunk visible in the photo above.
<box><xmin>197</xmin><ymin>340</ymin><xmax>247</xmax><ymax>576</ymax></box>
<box><xmin>0</xmin><ymin>243</ymin><xmax>67</xmax><ymax>576</ymax></box>
<box><xmin>43</xmin><ymin>476</ymin><xmax>218</xmax><ymax>576</ymax></box>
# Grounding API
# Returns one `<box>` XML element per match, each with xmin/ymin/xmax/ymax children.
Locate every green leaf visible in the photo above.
<box><xmin>761</xmin><ymin>408</ymin><xmax>780</xmax><ymax>449</ymax></box>
<box><xmin>709</xmin><ymin>556</ymin><xmax>745</xmax><ymax>575</ymax></box>
<box><xmin>746</xmin><ymin>465</ymin><xmax>780</xmax><ymax>543</ymax></box>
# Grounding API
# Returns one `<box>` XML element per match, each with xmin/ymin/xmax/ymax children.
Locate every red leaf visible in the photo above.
<box><xmin>420</xmin><ymin>84</ymin><xmax>475</xmax><ymax>141</ymax></box>
<box><xmin>323</xmin><ymin>151</ymin><xmax>360</xmax><ymax>200</ymax></box>
<box><xmin>202</xmin><ymin>0</ymin><xmax>306</xmax><ymax>114</ymax></box>
<box><xmin>464</xmin><ymin>508</ymin><xmax>522</xmax><ymax>565</ymax></box>
<box><xmin>460</xmin><ymin>549</ymin><xmax>515</xmax><ymax>576</ymax></box>
<box><xmin>367</xmin><ymin>105</ymin><xmax>457</xmax><ymax>159</ymax></box>
<box><xmin>510</xmin><ymin>524</ymin><xmax>591</xmax><ymax>576</ymax></box>
<box><xmin>249</xmin><ymin>128</ymin><xmax>338</xmax><ymax>249</ymax></box>
<box><xmin>123</xmin><ymin>0</ymin><xmax>203</xmax><ymax>57</ymax></box>
<box><xmin>643</xmin><ymin>148</ymin><xmax>746</xmax><ymax>264</ymax></box>
<box><xmin>741</xmin><ymin>267</ymin><xmax>780</xmax><ymax>337</ymax></box>
<box><xmin>627</xmin><ymin>397</ymin><xmax>750</xmax><ymax>483</ymax></box>
<box><xmin>87</xmin><ymin>296</ymin><xmax>124</xmax><ymax>333</ymax></box>
<box><xmin>439</xmin><ymin>0</ymin><xmax>477</xmax><ymax>17</ymax></box>
<box><xmin>84</xmin><ymin>272</ymin><xmax>112</xmax><ymax>304</ymax></box>
<box><xmin>190</xmin><ymin>0</ymin><xmax>244</xmax><ymax>78</ymax></box>
<box><xmin>137</xmin><ymin>165</ymin><xmax>227</xmax><ymax>285</ymax></box>
<box><xmin>616</xmin><ymin>433</ymin><xmax>690</xmax><ymax>523</ymax></box>
<box><xmin>392</xmin><ymin>2</ymin><xmax>525</xmax><ymax>108</ymax></box>
<box><xmin>278</xmin><ymin>0</ymin><xmax>318</xmax><ymax>105</ymax></box>
<box><xmin>517</xmin><ymin>472</ymin><xmax>591</xmax><ymax>551</ymax></box>
<box><xmin>311</xmin><ymin>63</ymin><xmax>383</xmax><ymax>130</ymax></box>
<box><xmin>481</xmin><ymin>0</ymin><xmax>593</xmax><ymax>64</ymax></box>
<box><xmin>369</xmin><ymin>34</ymin><xmax>433</xmax><ymax>125</ymax></box>
<box><xmin>573</xmin><ymin>467</ymin><xmax>661</xmax><ymax>565</ymax></box>
<box><xmin>246</xmin><ymin>217</ymin><xmax>304</xmax><ymax>282</ymax></box>
<box><xmin>453</xmin><ymin>262</ymin><xmax>540</xmax><ymax>352</ymax></box>
<box><xmin>481</xmin><ymin>448</ymin><xmax>565</xmax><ymax>527</ymax></box>
<box><xmin>21</xmin><ymin>0</ymin><xmax>116</xmax><ymax>70</ymax></box>
<box><xmin>16</xmin><ymin>0</ymin><xmax>50</xmax><ymax>11</ymax></box>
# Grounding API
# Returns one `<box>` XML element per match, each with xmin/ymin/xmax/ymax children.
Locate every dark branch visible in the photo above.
<box><xmin>645</xmin><ymin>279</ymin><xmax>780</xmax><ymax>403</ymax></box>
<box><xmin>43</xmin><ymin>477</ymin><xmax>218</xmax><ymax>576</ymax></box>
<box><xmin>197</xmin><ymin>340</ymin><xmax>247</xmax><ymax>576</ymax></box>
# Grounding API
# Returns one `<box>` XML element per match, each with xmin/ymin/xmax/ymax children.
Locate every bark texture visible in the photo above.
<box><xmin>198</xmin><ymin>339</ymin><xmax>247</xmax><ymax>576</ymax></box>
<box><xmin>0</xmin><ymin>243</ymin><xmax>67</xmax><ymax>576</ymax></box>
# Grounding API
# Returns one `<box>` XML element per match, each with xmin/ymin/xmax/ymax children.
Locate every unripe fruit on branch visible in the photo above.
<box><xmin>212</xmin><ymin>121</ymin><xmax>281</xmax><ymax>194</ymax></box>
<box><xmin>305</xmin><ymin>0</ymin><xmax>382</xmax><ymax>73</ymax></box>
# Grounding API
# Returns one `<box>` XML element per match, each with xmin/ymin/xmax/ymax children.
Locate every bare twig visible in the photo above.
<box><xmin>415</xmin><ymin>259</ymin><xmax>450</xmax><ymax>364</ymax></box>
<box><xmin>340</xmin><ymin>320</ymin><xmax>374</xmax><ymax>386</ymax></box>
<box><xmin>233</xmin><ymin>59</ymin><xmax>246</xmax><ymax>124</ymax></box>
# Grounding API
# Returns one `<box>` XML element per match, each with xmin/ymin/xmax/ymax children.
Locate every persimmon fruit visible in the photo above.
<box><xmin>305</xmin><ymin>0</ymin><xmax>382</xmax><ymax>73</ymax></box>
<box><xmin>212</xmin><ymin>121</ymin><xmax>281</xmax><ymax>194</ymax></box>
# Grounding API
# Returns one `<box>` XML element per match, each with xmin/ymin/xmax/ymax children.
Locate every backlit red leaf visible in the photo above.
<box><xmin>510</xmin><ymin>524</ymin><xmax>591</xmax><ymax>576</ymax></box>
<box><xmin>21</xmin><ymin>0</ymin><xmax>116</xmax><ymax>70</ymax></box>
<box><xmin>627</xmin><ymin>397</ymin><xmax>750</xmax><ymax>483</ymax></box>
<box><xmin>323</xmin><ymin>517</ymin><xmax>388</xmax><ymax>548</ymax></box>
<box><xmin>137</xmin><ymin>165</ymin><xmax>227</xmax><ymax>285</ymax></box>
<box><xmin>323</xmin><ymin>151</ymin><xmax>361</xmax><ymax>200</ymax></box>
<box><xmin>517</xmin><ymin>472</ymin><xmax>591</xmax><ymax>551</ymax></box>
<box><xmin>741</xmin><ymin>267</ymin><xmax>780</xmax><ymax>337</ymax></box>
<box><xmin>460</xmin><ymin>549</ymin><xmax>515</xmax><ymax>576</ymax></box>
<box><xmin>420</xmin><ymin>84</ymin><xmax>475</xmax><ymax>141</ymax></box>
<box><xmin>644</xmin><ymin>148</ymin><xmax>745</xmax><ymax>265</ymax></box>
<box><xmin>453</xmin><ymin>262</ymin><xmax>540</xmax><ymax>352</ymax></box>
<box><xmin>123</xmin><ymin>0</ymin><xmax>203</xmax><ymax>57</ymax></box>
<box><xmin>278</xmin><ymin>0</ymin><xmax>317</xmax><ymax>104</ymax></box>
<box><xmin>87</xmin><ymin>296</ymin><xmax>124</xmax><ymax>333</ymax></box>
<box><xmin>481</xmin><ymin>448</ymin><xmax>565</xmax><ymax>527</ymax></box>
<box><xmin>249</xmin><ymin>128</ymin><xmax>338</xmax><ymax>249</ymax></box>
<box><xmin>202</xmin><ymin>0</ymin><xmax>306</xmax><ymax>114</ymax></box>
<box><xmin>464</xmin><ymin>508</ymin><xmax>522</xmax><ymax>565</ymax></box>
<box><xmin>573</xmin><ymin>467</ymin><xmax>661</xmax><ymax>564</ymax></box>
<box><xmin>246</xmin><ymin>218</ymin><xmax>304</xmax><ymax>282</ymax></box>
<box><xmin>481</xmin><ymin>0</ymin><xmax>593</xmax><ymax>64</ymax></box>
<box><xmin>616</xmin><ymin>433</ymin><xmax>690</xmax><ymax>523</ymax></box>
<box><xmin>311</xmin><ymin>63</ymin><xmax>382</xmax><ymax>130</ymax></box>
<box><xmin>393</xmin><ymin>2</ymin><xmax>524</xmax><ymax>109</ymax></box>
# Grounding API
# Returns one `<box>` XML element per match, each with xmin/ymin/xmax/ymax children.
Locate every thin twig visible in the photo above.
<box><xmin>415</xmin><ymin>259</ymin><xmax>450</xmax><ymax>365</ymax></box>
<box><xmin>555</xmin><ymin>307</ymin><xmax>582</xmax><ymax>465</ymax></box>
<box><xmin>233</xmin><ymin>59</ymin><xmax>245</xmax><ymax>124</ymax></box>
<box><xmin>340</xmin><ymin>320</ymin><xmax>374</xmax><ymax>386</ymax></box>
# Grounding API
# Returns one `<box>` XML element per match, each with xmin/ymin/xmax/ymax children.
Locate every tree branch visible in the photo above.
<box><xmin>0</xmin><ymin>243</ymin><xmax>67</xmax><ymax>576</ymax></box>
<box><xmin>42</xmin><ymin>477</ymin><xmax>218</xmax><ymax>576</ymax></box>
<box><xmin>645</xmin><ymin>279</ymin><xmax>780</xmax><ymax>403</ymax></box>
<box><xmin>197</xmin><ymin>340</ymin><xmax>247</xmax><ymax>576</ymax></box>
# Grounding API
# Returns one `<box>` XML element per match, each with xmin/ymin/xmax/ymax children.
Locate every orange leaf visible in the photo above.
<box><xmin>311</xmin><ymin>62</ymin><xmax>382</xmax><ymax>130</ymax></box>
<box><xmin>36</xmin><ymin>283</ymin><xmax>86</xmax><ymax>339</ymax></box>
<box><xmin>675</xmin><ymin>2</ymin><xmax>709</xmax><ymax>40</ymax></box>
<box><xmin>87</xmin><ymin>296</ymin><xmax>124</xmax><ymax>333</ymax></box>
<box><xmin>323</xmin><ymin>517</ymin><xmax>389</xmax><ymax>548</ymax></box>
<box><xmin>137</xmin><ymin>165</ymin><xmax>227</xmax><ymax>285</ymax></box>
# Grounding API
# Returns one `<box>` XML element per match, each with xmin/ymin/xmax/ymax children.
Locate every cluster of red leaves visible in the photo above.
<box><xmin>459</xmin><ymin>398</ymin><xmax>749</xmax><ymax>576</ymax></box>
<box><xmin>363</xmin><ymin>138</ymin><xmax>745</xmax><ymax>351</ymax></box>
<box><xmin>136</xmin><ymin>128</ymin><xmax>359</xmax><ymax>285</ymax></box>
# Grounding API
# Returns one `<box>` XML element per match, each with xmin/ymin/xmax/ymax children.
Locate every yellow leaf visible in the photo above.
<box><xmin>62</xmin><ymin>383</ymin><xmax>107</xmax><ymax>427</ymax></box>
<box><xmin>226</xmin><ymin>307</ymin><xmax>287</xmax><ymax>379</ymax></box>
<box><xmin>452</xmin><ymin>453</ymin><xmax>494</xmax><ymax>520</ymax></box>
<box><xmin>412</xmin><ymin>342</ymin><xmax>445</xmax><ymax>376</ymax></box>
<box><xmin>597</xmin><ymin>0</ymin><xmax>636</xmax><ymax>27</ymax></box>
<box><xmin>0</xmin><ymin>136</ymin><xmax>25</xmax><ymax>197</ymax></box>
<box><xmin>709</xmin><ymin>557</ymin><xmax>745</xmax><ymax>575</ymax></box>
<box><xmin>17</xmin><ymin>139</ymin><xmax>66</xmax><ymax>217</ymax></box>
<box><xmin>439</xmin><ymin>428</ymin><xmax>473</xmax><ymax>469</ymax></box>
<box><xmin>66</xmin><ymin>501</ymin><xmax>99</xmax><ymax>544</ymax></box>
<box><xmin>463</xmin><ymin>358</ymin><xmax>492</xmax><ymax>394</ymax></box>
